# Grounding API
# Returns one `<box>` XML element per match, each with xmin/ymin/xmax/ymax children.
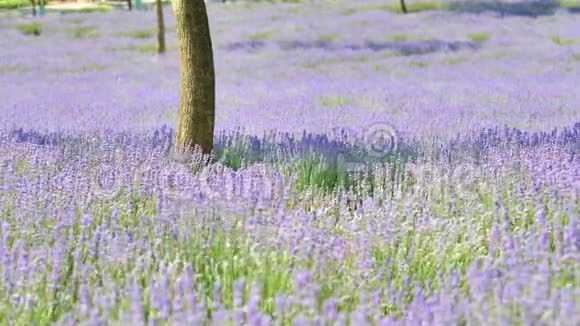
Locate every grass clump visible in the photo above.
<box><xmin>550</xmin><ymin>35</ymin><xmax>576</xmax><ymax>46</ymax></box>
<box><xmin>409</xmin><ymin>61</ymin><xmax>428</xmax><ymax>68</ymax></box>
<box><xmin>468</xmin><ymin>32</ymin><xmax>490</xmax><ymax>43</ymax></box>
<box><xmin>66</xmin><ymin>26</ymin><xmax>99</xmax><ymax>39</ymax></box>
<box><xmin>62</xmin><ymin>18</ymin><xmax>85</xmax><ymax>24</ymax></box>
<box><xmin>54</xmin><ymin>64</ymin><xmax>107</xmax><ymax>74</ymax></box>
<box><xmin>318</xmin><ymin>33</ymin><xmax>340</xmax><ymax>42</ymax></box>
<box><xmin>134</xmin><ymin>44</ymin><xmax>158</xmax><ymax>53</ymax></box>
<box><xmin>104</xmin><ymin>44</ymin><xmax>159</xmax><ymax>53</ymax></box>
<box><xmin>0</xmin><ymin>64</ymin><xmax>30</xmax><ymax>74</ymax></box>
<box><xmin>446</xmin><ymin>56</ymin><xmax>468</xmax><ymax>65</ymax></box>
<box><xmin>16</xmin><ymin>22</ymin><xmax>41</xmax><ymax>36</ymax></box>
<box><xmin>293</xmin><ymin>154</ymin><xmax>348</xmax><ymax>192</ymax></box>
<box><xmin>298</xmin><ymin>61</ymin><xmax>318</xmax><ymax>69</ymax></box>
<box><xmin>390</xmin><ymin>34</ymin><xmax>408</xmax><ymax>42</ymax></box>
<box><xmin>318</xmin><ymin>95</ymin><xmax>354</xmax><ymax>108</ymax></box>
<box><xmin>116</xmin><ymin>29</ymin><xmax>155</xmax><ymax>39</ymax></box>
<box><xmin>213</xmin><ymin>135</ymin><xmax>268</xmax><ymax>171</ymax></box>
<box><xmin>247</xmin><ymin>31</ymin><xmax>274</xmax><ymax>41</ymax></box>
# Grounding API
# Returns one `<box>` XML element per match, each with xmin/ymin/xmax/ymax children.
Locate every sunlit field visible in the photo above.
<box><xmin>0</xmin><ymin>0</ymin><xmax>578</xmax><ymax>324</ymax></box>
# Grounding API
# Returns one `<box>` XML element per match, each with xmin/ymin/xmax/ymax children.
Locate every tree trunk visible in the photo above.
<box><xmin>400</xmin><ymin>0</ymin><xmax>408</xmax><ymax>14</ymax></box>
<box><xmin>30</xmin><ymin>0</ymin><xmax>37</xmax><ymax>16</ymax></box>
<box><xmin>156</xmin><ymin>0</ymin><xmax>166</xmax><ymax>54</ymax></box>
<box><xmin>127</xmin><ymin>0</ymin><xmax>132</xmax><ymax>11</ymax></box>
<box><xmin>172</xmin><ymin>0</ymin><xmax>215</xmax><ymax>155</ymax></box>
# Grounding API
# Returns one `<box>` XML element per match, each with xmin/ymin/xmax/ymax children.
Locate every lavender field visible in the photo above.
<box><xmin>0</xmin><ymin>0</ymin><xmax>579</xmax><ymax>324</ymax></box>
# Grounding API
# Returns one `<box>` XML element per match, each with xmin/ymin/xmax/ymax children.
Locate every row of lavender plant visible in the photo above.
<box><xmin>0</xmin><ymin>123</ymin><xmax>577</xmax><ymax>325</ymax></box>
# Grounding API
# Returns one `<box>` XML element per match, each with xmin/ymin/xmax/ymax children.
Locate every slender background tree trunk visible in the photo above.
<box><xmin>127</xmin><ymin>0</ymin><xmax>132</xmax><ymax>11</ymax></box>
<box><xmin>172</xmin><ymin>0</ymin><xmax>215</xmax><ymax>154</ymax></box>
<box><xmin>400</xmin><ymin>0</ymin><xmax>408</xmax><ymax>14</ymax></box>
<box><xmin>30</xmin><ymin>0</ymin><xmax>37</xmax><ymax>16</ymax></box>
<box><xmin>156</xmin><ymin>0</ymin><xmax>166</xmax><ymax>54</ymax></box>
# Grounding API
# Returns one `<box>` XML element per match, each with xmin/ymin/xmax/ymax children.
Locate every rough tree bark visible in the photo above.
<box><xmin>172</xmin><ymin>0</ymin><xmax>215</xmax><ymax>155</ymax></box>
<box><xmin>400</xmin><ymin>0</ymin><xmax>408</xmax><ymax>14</ymax></box>
<box><xmin>30</xmin><ymin>0</ymin><xmax>37</xmax><ymax>16</ymax></box>
<box><xmin>156</xmin><ymin>0</ymin><xmax>166</xmax><ymax>54</ymax></box>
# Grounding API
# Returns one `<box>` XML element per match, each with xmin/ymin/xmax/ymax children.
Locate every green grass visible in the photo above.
<box><xmin>292</xmin><ymin>154</ymin><xmax>348</xmax><ymax>192</ymax></box>
<box><xmin>58</xmin><ymin>5</ymin><xmax>112</xmax><ymax>14</ymax></box>
<box><xmin>318</xmin><ymin>95</ymin><xmax>355</xmax><ymax>108</ymax></box>
<box><xmin>298</xmin><ymin>61</ymin><xmax>318</xmax><ymax>69</ymax></box>
<box><xmin>446</xmin><ymin>56</ymin><xmax>469</xmax><ymax>65</ymax></box>
<box><xmin>61</xmin><ymin>18</ymin><xmax>85</xmax><ymax>24</ymax></box>
<box><xmin>0</xmin><ymin>0</ymin><xmax>50</xmax><ymax>10</ymax></box>
<box><xmin>409</xmin><ymin>60</ymin><xmax>428</xmax><ymax>68</ymax></box>
<box><xmin>115</xmin><ymin>29</ymin><xmax>156</xmax><ymax>39</ymax></box>
<box><xmin>339</xmin><ymin>7</ymin><xmax>359</xmax><ymax>15</ymax></box>
<box><xmin>390</xmin><ymin>34</ymin><xmax>408</xmax><ymax>42</ymax></box>
<box><xmin>559</xmin><ymin>0</ymin><xmax>580</xmax><ymax>8</ymax></box>
<box><xmin>481</xmin><ymin>50</ymin><xmax>511</xmax><ymax>60</ymax></box>
<box><xmin>317</xmin><ymin>33</ymin><xmax>340</xmax><ymax>42</ymax></box>
<box><xmin>468</xmin><ymin>32</ymin><xmax>491</xmax><ymax>43</ymax></box>
<box><xmin>134</xmin><ymin>44</ymin><xmax>158</xmax><ymax>53</ymax></box>
<box><xmin>0</xmin><ymin>64</ymin><xmax>30</xmax><ymax>74</ymax></box>
<box><xmin>247</xmin><ymin>31</ymin><xmax>274</xmax><ymax>41</ymax></box>
<box><xmin>104</xmin><ymin>44</ymin><xmax>159</xmax><ymax>53</ymax></box>
<box><xmin>213</xmin><ymin>136</ymin><xmax>268</xmax><ymax>171</ymax></box>
<box><xmin>65</xmin><ymin>26</ymin><xmax>99</xmax><ymax>39</ymax></box>
<box><xmin>550</xmin><ymin>35</ymin><xmax>576</xmax><ymax>46</ymax></box>
<box><xmin>15</xmin><ymin>22</ymin><xmax>41</xmax><ymax>35</ymax></box>
<box><xmin>52</xmin><ymin>64</ymin><xmax>107</xmax><ymax>74</ymax></box>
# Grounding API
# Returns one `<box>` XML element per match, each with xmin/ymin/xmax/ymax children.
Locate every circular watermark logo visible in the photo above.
<box><xmin>406</xmin><ymin>161</ymin><xmax>477</xmax><ymax>187</ymax></box>
<box><xmin>193</xmin><ymin>163</ymin><xmax>286</xmax><ymax>207</ymax></box>
<box><xmin>363</xmin><ymin>122</ymin><xmax>398</xmax><ymax>158</ymax></box>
